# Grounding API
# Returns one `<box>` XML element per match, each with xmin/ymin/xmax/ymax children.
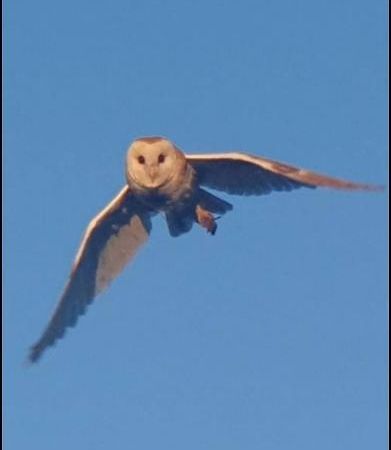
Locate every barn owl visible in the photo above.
<box><xmin>29</xmin><ymin>136</ymin><xmax>380</xmax><ymax>363</ymax></box>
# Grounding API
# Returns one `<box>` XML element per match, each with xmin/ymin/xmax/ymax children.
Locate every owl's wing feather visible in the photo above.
<box><xmin>29</xmin><ymin>185</ymin><xmax>152</xmax><ymax>363</ymax></box>
<box><xmin>186</xmin><ymin>152</ymin><xmax>380</xmax><ymax>195</ymax></box>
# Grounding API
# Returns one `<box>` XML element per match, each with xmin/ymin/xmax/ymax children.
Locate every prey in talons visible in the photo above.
<box><xmin>195</xmin><ymin>205</ymin><xmax>218</xmax><ymax>235</ymax></box>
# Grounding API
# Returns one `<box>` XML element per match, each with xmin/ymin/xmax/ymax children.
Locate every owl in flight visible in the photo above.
<box><xmin>29</xmin><ymin>137</ymin><xmax>379</xmax><ymax>363</ymax></box>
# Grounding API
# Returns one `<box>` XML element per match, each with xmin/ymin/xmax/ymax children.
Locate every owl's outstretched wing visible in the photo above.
<box><xmin>186</xmin><ymin>152</ymin><xmax>380</xmax><ymax>195</ymax></box>
<box><xmin>29</xmin><ymin>186</ymin><xmax>152</xmax><ymax>363</ymax></box>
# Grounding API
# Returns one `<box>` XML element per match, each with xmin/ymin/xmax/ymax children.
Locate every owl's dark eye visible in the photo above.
<box><xmin>158</xmin><ymin>154</ymin><xmax>166</xmax><ymax>164</ymax></box>
<box><xmin>137</xmin><ymin>155</ymin><xmax>145</xmax><ymax>164</ymax></box>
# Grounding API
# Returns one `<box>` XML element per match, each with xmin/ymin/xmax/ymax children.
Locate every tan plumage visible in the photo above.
<box><xmin>29</xmin><ymin>136</ymin><xmax>380</xmax><ymax>363</ymax></box>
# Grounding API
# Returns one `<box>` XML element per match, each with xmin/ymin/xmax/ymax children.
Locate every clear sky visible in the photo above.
<box><xmin>4</xmin><ymin>0</ymin><xmax>387</xmax><ymax>449</ymax></box>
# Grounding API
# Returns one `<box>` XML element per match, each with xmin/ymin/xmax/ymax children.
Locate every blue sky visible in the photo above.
<box><xmin>4</xmin><ymin>0</ymin><xmax>387</xmax><ymax>449</ymax></box>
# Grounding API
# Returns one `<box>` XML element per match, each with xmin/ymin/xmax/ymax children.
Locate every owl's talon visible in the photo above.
<box><xmin>208</xmin><ymin>222</ymin><xmax>217</xmax><ymax>235</ymax></box>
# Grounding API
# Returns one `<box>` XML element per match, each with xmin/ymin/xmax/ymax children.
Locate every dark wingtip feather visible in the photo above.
<box><xmin>27</xmin><ymin>299</ymin><xmax>92</xmax><ymax>363</ymax></box>
<box><xmin>28</xmin><ymin>331</ymin><xmax>64</xmax><ymax>364</ymax></box>
<box><xmin>28</xmin><ymin>341</ymin><xmax>48</xmax><ymax>364</ymax></box>
<box><xmin>28</xmin><ymin>346</ymin><xmax>42</xmax><ymax>364</ymax></box>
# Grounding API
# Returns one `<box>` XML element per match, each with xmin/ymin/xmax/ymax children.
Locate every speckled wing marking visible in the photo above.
<box><xmin>29</xmin><ymin>186</ymin><xmax>152</xmax><ymax>363</ymax></box>
<box><xmin>186</xmin><ymin>152</ymin><xmax>381</xmax><ymax>195</ymax></box>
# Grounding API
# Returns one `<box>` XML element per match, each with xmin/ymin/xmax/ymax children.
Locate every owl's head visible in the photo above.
<box><xmin>126</xmin><ymin>137</ymin><xmax>186</xmax><ymax>190</ymax></box>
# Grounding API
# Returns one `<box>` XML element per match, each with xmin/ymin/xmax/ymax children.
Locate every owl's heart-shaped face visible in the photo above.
<box><xmin>126</xmin><ymin>137</ymin><xmax>186</xmax><ymax>190</ymax></box>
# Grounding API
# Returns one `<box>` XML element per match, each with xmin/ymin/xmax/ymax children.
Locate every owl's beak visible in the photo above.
<box><xmin>148</xmin><ymin>166</ymin><xmax>157</xmax><ymax>179</ymax></box>
<box><xmin>147</xmin><ymin>166</ymin><xmax>159</xmax><ymax>184</ymax></box>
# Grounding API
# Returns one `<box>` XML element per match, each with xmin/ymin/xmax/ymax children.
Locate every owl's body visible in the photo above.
<box><xmin>28</xmin><ymin>136</ymin><xmax>380</xmax><ymax>363</ymax></box>
<box><xmin>126</xmin><ymin>139</ymin><xmax>232</xmax><ymax>236</ymax></box>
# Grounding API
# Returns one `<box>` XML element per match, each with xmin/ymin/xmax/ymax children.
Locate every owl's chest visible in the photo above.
<box><xmin>131</xmin><ymin>163</ymin><xmax>197</xmax><ymax>212</ymax></box>
<box><xmin>136</xmin><ymin>188</ymin><xmax>195</xmax><ymax>213</ymax></box>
